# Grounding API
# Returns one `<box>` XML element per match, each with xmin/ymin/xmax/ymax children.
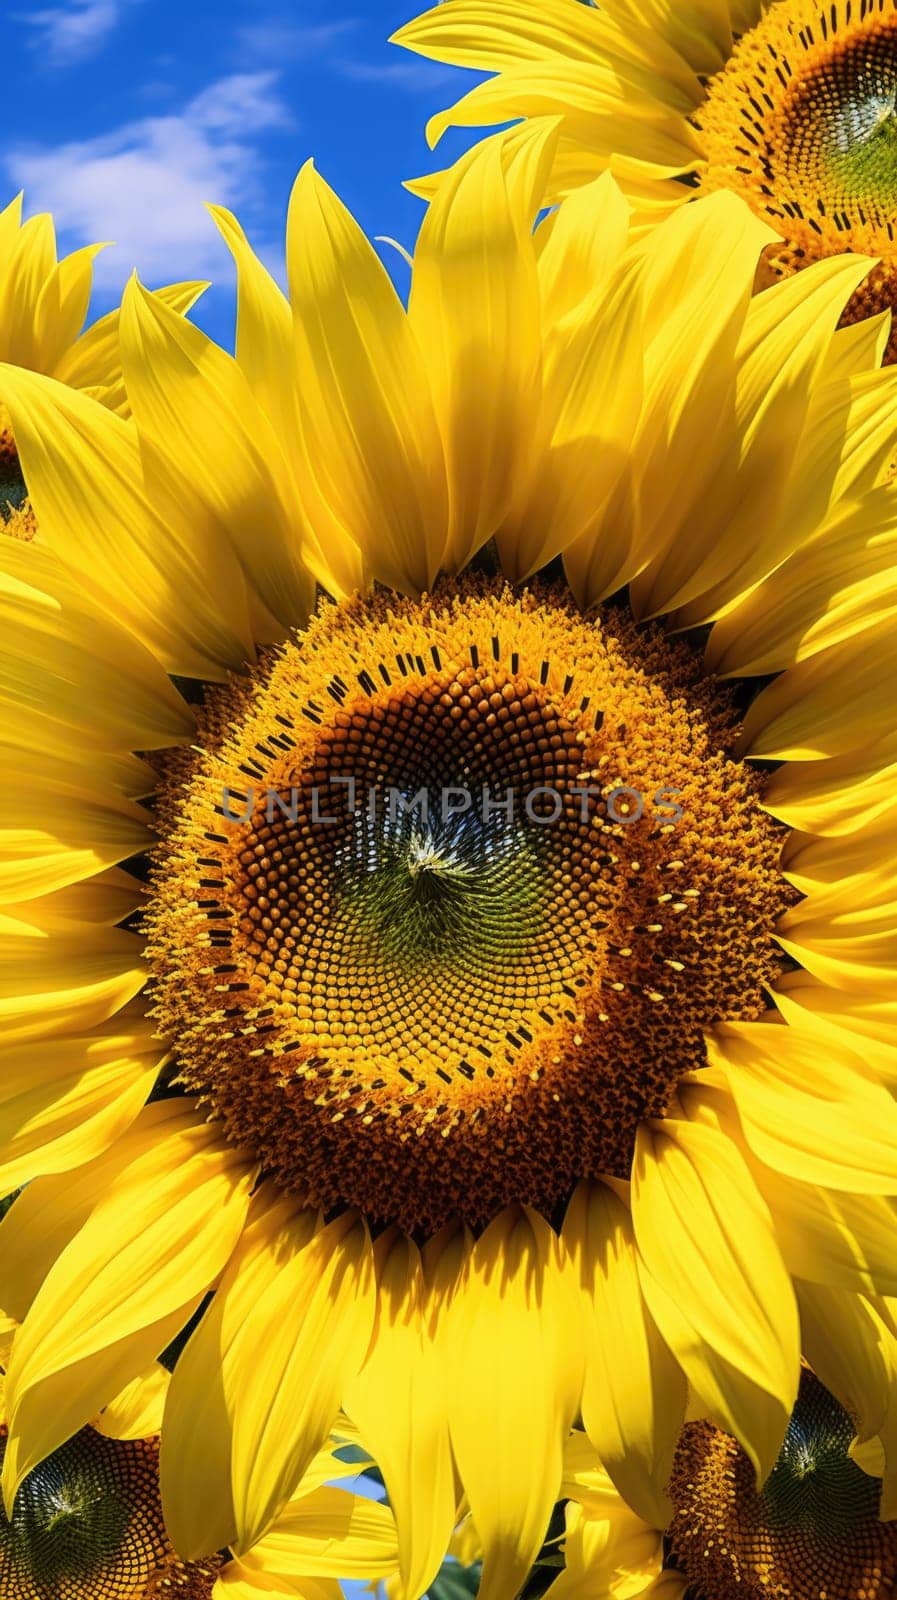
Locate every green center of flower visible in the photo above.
<box><xmin>783</xmin><ymin>21</ymin><xmax>897</xmax><ymax>214</ymax></box>
<box><xmin>761</xmin><ymin>1373</ymin><xmax>881</xmax><ymax>1543</ymax></box>
<box><xmin>0</xmin><ymin>1429</ymin><xmax>163</xmax><ymax>1599</ymax></box>
<box><xmin>332</xmin><ymin>808</ymin><xmax>547</xmax><ymax>971</ymax></box>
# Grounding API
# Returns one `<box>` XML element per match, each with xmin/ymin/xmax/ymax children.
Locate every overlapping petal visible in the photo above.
<box><xmin>632</xmin><ymin>1116</ymin><xmax>799</xmax><ymax>1483</ymax></box>
<box><xmin>444</xmin><ymin>1206</ymin><xmax>583</xmax><ymax>1600</ymax></box>
<box><xmin>1</xmin><ymin>1101</ymin><xmax>255</xmax><ymax>1510</ymax></box>
<box><xmin>161</xmin><ymin>1185</ymin><xmax>375</xmax><ymax>1559</ymax></box>
<box><xmin>562</xmin><ymin>1182</ymin><xmax>684</xmax><ymax>1527</ymax></box>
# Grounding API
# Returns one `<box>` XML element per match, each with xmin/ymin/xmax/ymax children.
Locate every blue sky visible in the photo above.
<box><xmin>5</xmin><ymin>0</ymin><xmax>488</xmax><ymax>347</ymax></box>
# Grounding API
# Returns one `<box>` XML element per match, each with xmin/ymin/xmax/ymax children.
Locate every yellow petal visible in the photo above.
<box><xmin>0</xmin><ymin>759</ymin><xmax>151</xmax><ymax>905</ymax></box>
<box><xmin>208</xmin><ymin>204</ymin><xmax>296</xmax><ymax>446</ymax></box>
<box><xmin>446</xmin><ymin>1206</ymin><xmax>583</xmax><ymax>1600</ymax></box>
<box><xmin>618</xmin><ymin>191</ymin><xmax>775</xmax><ymax>600</ymax></box>
<box><xmin>162</xmin><ymin>1185</ymin><xmax>375</xmax><ymax>1560</ymax></box>
<box><xmin>0</xmin><ymin>213</ymin><xmax>58</xmax><ymax>370</ymax></box>
<box><xmin>32</xmin><ymin>241</ymin><xmax>107</xmax><ymax>376</ymax></box>
<box><xmin>409</xmin><ymin>120</ymin><xmax>556</xmax><ymax>574</ymax></box>
<box><xmin>683</xmin><ymin>366</ymin><xmax>897</xmax><ymax>636</ymax></box>
<box><xmin>2</xmin><ymin>1101</ymin><xmax>254</xmax><ymax>1511</ymax></box>
<box><xmin>286</xmin><ymin>1434</ymin><xmax>373</xmax><ymax>1496</ymax></box>
<box><xmin>208</xmin><ymin>202</ymin><xmax>366</xmax><ymax>603</ymax></box>
<box><xmin>739</xmin><ymin>615</ymin><xmax>897</xmax><ymax>759</ymax></box>
<box><xmin>705</xmin><ymin>488</ymin><xmax>897</xmax><ymax>677</ymax></box>
<box><xmin>235</xmin><ymin>1485</ymin><xmax>398</xmax><ymax>1583</ymax></box>
<box><xmin>772</xmin><ymin>976</ymin><xmax>897</xmax><ymax>1078</ymax></box>
<box><xmin>709</xmin><ymin>1021</ymin><xmax>897</xmax><ymax>1190</ymax></box>
<box><xmin>95</xmin><ymin>1361</ymin><xmax>170</xmax><ymax>1439</ymax></box>
<box><xmin>392</xmin><ymin>0</ymin><xmax>620</xmax><ymax>72</ymax></box>
<box><xmin>0</xmin><ymin>923</ymin><xmax>146</xmax><ymax>1048</ymax></box>
<box><xmin>685</xmin><ymin>1076</ymin><xmax>897</xmax><ymax>1298</ymax></box>
<box><xmin>562</xmin><ymin>1182</ymin><xmax>684</xmax><ymax>1528</ymax></box>
<box><xmin>777</xmin><ymin>872</ymin><xmax>897</xmax><ymax>993</ymax></box>
<box><xmin>0</xmin><ymin>363</ymin><xmax>255</xmax><ymax>679</ymax></box>
<box><xmin>764</xmin><ymin>730</ymin><xmax>897</xmax><ymax>837</ymax></box>
<box><xmin>822</xmin><ymin>310</ymin><xmax>891</xmax><ymax>380</ymax></box>
<box><xmin>53</xmin><ymin>278</ymin><xmax>208</xmax><ymax>414</ymax></box>
<box><xmin>422</xmin><ymin>60</ymin><xmax>700</xmax><ymax>174</ymax></box>
<box><xmin>393</xmin><ymin>0</ymin><xmax>702</xmax><ymax>101</ymax></box>
<box><xmin>344</xmin><ymin>1230</ymin><xmax>457</xmax><ymax>1600</ymax></box>
<box><xmin>0</xmin><ymin>539</ymin><xmax>194</xmax><ymax>757</ymax></box>
<box><xmin>0</xmin><ymin>1014</ymin><xmax>161</xmax><ymax>1194</ymax></box>
<box><xmin>536</xmin><ymin>171</ymin><xmax>631</xmax><ymax>328</ymax></box>
<box><xmin>215</xmin><ymin>1564</ymin><xmax>342</xmax><ymax>1600</ymax></box>
<box><xmin>605</xmin><ymin>0</ymin><xmax>736</xmax><ymax>75</ymax></box>
<box><xmin>1</xmin><ymin>867</ymin><xmax>144</xmax><ymax>934</ymax></box>
<box><xmin>509</xmin><ymin>247</ymin><xmax>644</xmax><ymax>581</ymax></box>
<box><xmin>120</xmin><ymin>275</ymin><xmax>313</xmax><ymax>637</ymax></box>
<box><xmin>541</xmin><ymin>1492</ymin><xmax>663</xmax><ymax>1600</ymax></box>
<box><xmin>634</xmin><ymin>253</ymin><xmax>874</xmax><ymax>618</ymax></box>
<box><xmin>755</xmin><ymin>1169</ymin><xmax>897</xmax><ymax>1301</ymax></box>
<box><xmin>781</xmin><ymin>827</ymin><xmax>897</xmax><ymax>892</ymax></box>
<box><xmin>0</xmin><ymin>1102</ymin><xmax>196</xmax><ymax>1323</ymax></box>
<box><xmin>632</xmin><ymin>1116</ymin><xmax>799</xmax><ymax>1484</ymax></box>
<box><xmin>797</xmin><ymin>1282</ymin><xmax>892</xmax><ymax>1442</ymax></box>
<box><xmin>287</xmin><ymin>160</ymin><xmax>447</xmax><ymax>595</ymax></box>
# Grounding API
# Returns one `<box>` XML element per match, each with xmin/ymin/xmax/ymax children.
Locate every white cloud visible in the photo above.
<box><xmin>14</xmin><ymin>0</ymin><xmax>139</xmax><ymax>68</ymax></box>
<box><xmin>336</xmin><ymin>56</ymin><xmax>458</xmax><ymax>92</ymax></box>
<box><xmin>5</xmin><ymin>72</ymin><xmax>292</xmax><ymax>291</ymax></box>
<box><xmin>236</xmin><ymin>18</ymin><xmax>356</xmax><ymax>62</ymax></box>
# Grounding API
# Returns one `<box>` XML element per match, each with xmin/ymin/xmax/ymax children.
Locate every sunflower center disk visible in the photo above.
<box><xmin>0</xmin><ymin>401</ymin><xmax>27</xmax><ymax>523</ymax></box>
<box><xmin>695</xmin><ymin>2</ymin><xmax>897</xmax><ymax>354</ymax></box>
<box><xmin>786</xmin><ymin>25</ymin><xmax>897</xmax><ymax>213</ymax></box>
<box><xmin>148</xmin><ymin>581</ymin><xmax>792</xmax><ymax>1229</ymax></box>
<box><xmin>0</xmin><ymin>1428</ymin><xmax>218</xmax><ymax>1600</ymax></box>
<box><xmin>668</xmin><ymin>1369</ymin><xmax>897</xmax><ymax>1599</ymax></box>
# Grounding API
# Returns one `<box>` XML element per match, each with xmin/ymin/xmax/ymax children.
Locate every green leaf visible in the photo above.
<box><xmin>428</xmin><ymin>1559</ymin><xmax>482</xmax><ymax>1598</ymax></box>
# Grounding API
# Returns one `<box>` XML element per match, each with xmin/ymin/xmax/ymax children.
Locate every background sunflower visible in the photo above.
<box><xmin>395</xmin><ymin>0</ymin><xmax>897</xmax><ymax>357</ymax></box>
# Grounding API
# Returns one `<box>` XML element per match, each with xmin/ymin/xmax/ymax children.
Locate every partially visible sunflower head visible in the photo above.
<box><xmin>0</xmin><ymin>191</ymin><xmax>206</xmax><ymax>525</ymax></box>
<box><xmin>0</xmin><ymin>1425</ymin><xmax>221</xmax><ymax>1600</ymax></box>
<box><xmin>4</xmin><ymin>124</ymin><xmax>897</xmax><ymax>1600</ymax></box>
<box><xmin>0</xmin><ymin>1336</ymin><xmax>399</xmax><ymax>1600</ymax></box>
<box><xmin>395</xmin><ymin>0</ymin><xmax>897</xmax><ymax>358</ymax></box>
<box><xmin>552</xmin><ymin>1372</ymin><xmax>897</xmax><ymax>1600</ymax></box>
<box><xmin>668</xmin><ymin>1366</ymin><xmax>897</xmax><ymax>1598</ymax></box>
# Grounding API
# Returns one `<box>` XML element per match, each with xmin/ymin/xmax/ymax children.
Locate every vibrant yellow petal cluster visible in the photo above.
<box><xmin>0</xmin><ymin>101</ymin><xmax>896</xmax><ymax>1600</ymax></box>
<box><xmin>395</xmin><ymin>0</ymin><xmax>897</xmax><ymax>353</ymax></box>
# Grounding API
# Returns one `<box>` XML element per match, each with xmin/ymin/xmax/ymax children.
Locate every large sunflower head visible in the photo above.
<box><xmin>3</xmin><ymin>125</ymin><xmax>897</xmax><ymax>1600</ymax></box>
<box><xmin>395</xmin><ymin>0</ymin><xmax>897</xmax><ymax>358</ymax></box>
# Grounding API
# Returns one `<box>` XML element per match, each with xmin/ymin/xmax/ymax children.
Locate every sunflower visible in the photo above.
<box><xmin>0</xmin><ymin>1379</ymin><xmax>397</xmax><ymax>1600</ymax></box>
<box><xmin>550</xmin><ymin>1368</ymin><xmax>897</xmax><ymax>1600</ymax></box>
<box><xmin>0</xmin><ymin>192</ymin><xmax>204</xmax><ymax>537</ymax></box>
<box><xmin>3</xmin><ymin>121</ymin><xmax>897</xmax><ymax>1600</ymax></box>
<box><xmin>393</xmin><ymin>0</ymin><xmax>897</xmax><ymax>360</ymax></box>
